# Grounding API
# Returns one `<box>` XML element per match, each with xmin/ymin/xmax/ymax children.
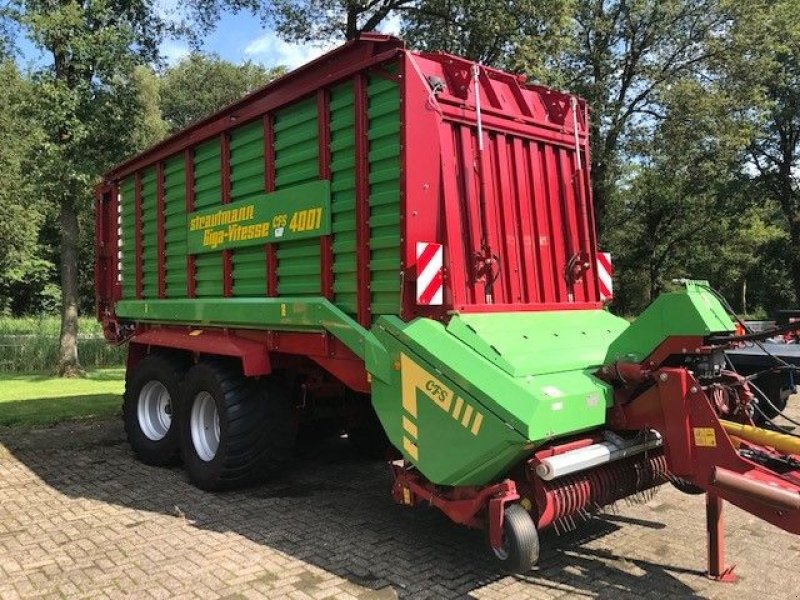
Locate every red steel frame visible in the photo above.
<box><xmin>221</xmin><ymin>132</ymin><xmax>233</xmax><ymax>297</ymax></box>
<box><xmin>156</xmin><ymin>162</ymin><xmax>166</xmax><ymax>298</ymax></box>
<box><xmin>317</xmin><ymin>89</ymin><xmax>334</xmax><ymax>301</ymax></box>
<box><xmin>354</xmin><ymin>73</ymin><xmax>371</xmax><ymax>328</ymax></box>
<box><xmin>184</xmin><ymin>148</ymin><xmax>196</xmax><ymax>298</ymax></box>
<box><xmin>263</xmin><ymin>113</ymin><xmax>278</xmax><ymax>297</ymax></box>
<box><xmin>134</xmin><ymin>172</ymin><xmax>143</xmax><ymax>299</ymax></box>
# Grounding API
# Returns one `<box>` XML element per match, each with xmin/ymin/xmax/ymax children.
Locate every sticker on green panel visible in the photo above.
<box><xmin>186</xmin><ymin>180</ymin><xmax>331</xmax><ymax>254</ymax></box>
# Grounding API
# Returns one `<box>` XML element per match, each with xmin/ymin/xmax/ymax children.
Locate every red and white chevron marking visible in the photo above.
<box><xmin>597</xmin><ymin>251</ymin><xmax>613</xmax><ymax>301</ymax></box>
<box><xmin>416</xmin><ymin>242</ymin><xmax>443</xmax><ymax>305</ymax></box>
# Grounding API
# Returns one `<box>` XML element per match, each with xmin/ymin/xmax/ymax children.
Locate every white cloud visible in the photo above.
<box><xmin>243</xmin><ymin>34</ymin><xmax>337</xmax><ymax>70</ymax></box>
<box><xmin>378</xmin><ymin>13</ymin><xmax>402</xmax><ymax>36</ymax></box>
<box><xmin>160</xmin><ymin>40</ymin><xmax>191</xmax><ymax>66</ymax></box>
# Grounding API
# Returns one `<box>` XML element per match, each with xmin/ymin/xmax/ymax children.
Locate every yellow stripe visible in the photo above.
<box><xmin>400</xmin><ymin>354</ymin><xmax>418</xmax><ymax>418</ymax></box>
<box><xmin>402</xmin><ymin>415</ymin><xmax>418</xmax><ymax>439</ymax></box>
<box><xmin>461</xmin><ymin>404</ymin><xmax>474</xmax><ymax>428</ymax></box>
<box><xmin>403</xmin><ymin>437</ymin><xmax>419</xmax><ymax>461</ymax></box>
<box><xmin>470</xmin><ymin>412</ymin><xmax>483</xmax><ymax>436</ymax></box>
<box><xmin>451</xmin><ymin>397</ymin><xmax>464</xmax><ymax>420</ymax></box>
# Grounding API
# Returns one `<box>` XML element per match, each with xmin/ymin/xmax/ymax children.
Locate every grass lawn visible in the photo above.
<box><xmin>0</xmin><ymin>368</ymin><xmax>124</xmax><ymax>427</ymax></box>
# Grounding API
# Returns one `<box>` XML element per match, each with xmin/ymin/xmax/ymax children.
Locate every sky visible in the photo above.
<box><xmin>15</xmin><ymin>6</ymin><xmax>401</xmax><ymax>72</ymax></box>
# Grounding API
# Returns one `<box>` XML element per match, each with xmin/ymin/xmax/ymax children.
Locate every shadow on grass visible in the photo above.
<box><xmin>0</xmin><ymin>394</ymin><xmax>120</xmax><ymax>427</ymax></box>
<box><xmin>0</xmin><ymin>421</ymin><xmax>702</xmax><ymax>599</ymax></box>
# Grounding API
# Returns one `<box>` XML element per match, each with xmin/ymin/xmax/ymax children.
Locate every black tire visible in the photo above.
<box><xmin>123</xmin><ymin>354</ymin><xmax>185</xmax><ymax>466</ymax></box>
<box><xmin>491</xmin><ymin>504</ymin><xmax>540</xmax><ymax>574</ymax></box>
<box><xmin>752</xmin><ymin>374</ymin><xmax>790</xmax><ymax>422</ymax></box>
<box><xmin>179</xmin><ymin>361</ymin><xmax>296</xmax><ymax>491</ymax></box>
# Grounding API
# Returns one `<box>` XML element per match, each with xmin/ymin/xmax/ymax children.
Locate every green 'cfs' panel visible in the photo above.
<box><xmin>163</xmin><ymin>155</ymin><xmax>187</xmax><ymax>297</ymax></box>
<box><xmin>140</xmin><ymin>167</ymin><xmax>158</xmax><ymax>298</ymax></box>
<box><xmin>193</xmin><ymin>139</ymin><xmax>224</xmax><ymax>297</ymax></box>
<box><xmin>120</xmin><ymin>177</ymin><xmax>136</xmax><ymax>299</ymax></box>
<box><xmin>329</xmin><ymin>82</ymin><xmax>357</xmax><ymax>315</ymax></box>
<box><xmin>274</xmin><ymin>97</ymin><xmax>321</xmax><ymax>296</ymax></box>
<box><xmin>230</xmin><ymin>120</ymin><xmax>267</xmax><ymax>296</ymax></box>
<box><xmin>367</xmin><ymin>73</ymin><xmax>401</xmax><ymax>316</ymax></box>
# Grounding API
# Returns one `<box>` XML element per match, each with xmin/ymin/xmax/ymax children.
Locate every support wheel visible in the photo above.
<box><xmin>123</xmin><ymin>354</ymin><xmax>185</xmax><ymax>466</ymax></box>
<box><xmin>180</xmin><ymin>361</ymin><xmax>295</xmax><ymax>491</ymax></box>
<box><xmin>671</xmin><ymin>477</ymin><xmax>704</xmax><ymax>495</ymax></box>
<box><xmin>491</xmin><ymin>504</ymin><xmax>540</xmax><ymax>574</ymax></box>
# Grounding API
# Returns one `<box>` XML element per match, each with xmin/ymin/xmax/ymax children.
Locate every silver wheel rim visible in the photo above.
<box><xmin>190</xmin><ymin>391</ymin><xmax>220</xmax><ymax>462</ymax></box>
<box><xmin>137</xmin><ymin>380</ymin><xmax>172</xmax><ymax>441</ymax></box>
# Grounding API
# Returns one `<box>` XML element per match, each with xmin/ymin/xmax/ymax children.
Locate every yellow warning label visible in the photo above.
<box><xmin>693</xmin><ymin>427</ymin><xmax>716</xmax><ymax>447</ymax></box>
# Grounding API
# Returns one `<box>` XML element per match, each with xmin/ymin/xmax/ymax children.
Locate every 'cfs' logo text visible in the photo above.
<box><xmin>425</xmin><ymin>379</ymin><xmax>450</xmax><ymax>407</ymax></box>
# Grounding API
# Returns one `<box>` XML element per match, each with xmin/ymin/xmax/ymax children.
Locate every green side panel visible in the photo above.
<box><xmin>140</xmin><ymin>166</ymin><xmax>158</xmax><ymax>298</ymax></box>
<box><xmin>230</xmin><ymin>120</ymin><xmax>267</xmax><ymax>296</ymax></box>
<box><xmin>163</xmin><ymin>155</ymin><xmax>187</xmax><ymax>298</ymax></box>
<box><xmin>193</xmin><ymin>139</ymin><xmax>224</xmax><ymax>297</ymax></box>
<box><xmin>606</xmin><ymin>280</ymin><xmax>735</xmax><ymax>363</ymax></box>
<box><xmin>120</xmin><ymin>177</ymin><xmax>136</xmax><ymax>299</ymax></box>
<box><xmin>274</xmin><ymin>97</ymin><xmax>321</xmax><ymax>296</ymax></box>
<box><xmin>367</xmin><ymin>73</ymin><xmax>402</xmax><ymax>316</ymax></box>
<box><xmin>329</xmin><ymin>82</ymin><xmax>358</xmax><ymax>315</ymax></box>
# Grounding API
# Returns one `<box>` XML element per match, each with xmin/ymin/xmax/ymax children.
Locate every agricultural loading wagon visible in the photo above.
<box><xmin>94</xmin><ymin>34</ymin><xmax>800</xmax><ymax>575</ymax></box>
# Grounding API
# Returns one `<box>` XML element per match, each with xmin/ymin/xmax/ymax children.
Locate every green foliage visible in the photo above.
<box><xmin>159</xmin><ymin>53</ymin><xmax>285</xmax><ymax>132</ymax></box>
<box><xmin>0</xmin><ymin>368</ymin><xmax>123</xmax><ymax>427</ymax></box>
<box><xmin>0</xmin><ymin>317</ymin><xmax>124</xmax><ymax>373</ymax></box>
<box><xmin>402</xmin><ymin>0</ymin><xmax>572</xmax><ymax>67</ymax></box>
<box><xmin>0</xmin><ymin>61</ymin><xmax>46</xmax><ymax>313</ymax></box>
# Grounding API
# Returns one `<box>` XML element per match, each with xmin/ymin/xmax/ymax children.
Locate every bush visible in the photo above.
<box><xmin>0</xmin><ymin>316</ymin><xmax>125</xmax><ymax>373</ymax></box>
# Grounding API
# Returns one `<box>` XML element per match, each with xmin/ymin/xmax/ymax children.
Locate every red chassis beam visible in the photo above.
<box><xmin>125</xmin><ymin>324</ymin><xmax>370</xmax><ymax>392</ymax></box>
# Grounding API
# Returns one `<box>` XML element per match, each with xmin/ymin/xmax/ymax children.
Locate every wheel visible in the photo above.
<box><xmin>179</xmin><ymin>361</ymin><xmax>296</xmax><ymax>491</ymax></box>
<box><xmin>670</xmin><ymin>477</ymin><xmax>704</xmax><ymax>495</ymax></box>
<box><xmin>752</xmin><ymin>374</ymin><xmax>790</xmax><ymax>422</ymax></box>
<box><xmin>123</xmin><ymin>353</ymin><xmax>185</xmax><ymax>466</ymax></box>
<box><xmin>491</xmin><ymin>504</ymin><xmax>540</xmax><ymax>574</ymax></box>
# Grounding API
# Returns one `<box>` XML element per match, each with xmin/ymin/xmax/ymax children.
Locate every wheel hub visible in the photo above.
<box><xmin>190</xmin><ymin>391</ymin><xmax>220</xmax><ymax>462</ymax></box>
<box><xmin>137</xmin><ymin>380</ymin><xmax>172</xmax><ymax>441</ymax></box>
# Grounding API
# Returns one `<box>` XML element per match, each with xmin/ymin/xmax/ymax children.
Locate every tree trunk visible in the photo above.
<box><xmin>57</xmin><ymin>198</ymin><xmax>82</xmax><ymax>377</ymax></box>
<box><xmin>741</xmin><ymin>278</ymin><xmax>747</xmax><ymax>316</ymax></box>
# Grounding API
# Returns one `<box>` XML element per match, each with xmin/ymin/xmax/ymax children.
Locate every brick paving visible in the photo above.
<box><xmin>0</xmin><ymin>415</ymin><xmax>799</xmax><ymax>599</ymax></box>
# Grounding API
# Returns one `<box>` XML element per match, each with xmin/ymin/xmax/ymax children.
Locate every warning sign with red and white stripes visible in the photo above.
<box><xmin>597</xmin><ymin>251</ymin><xmax>613</xmax><ymax>301</ymax></box>
<box><xmin>416</xmin><ymin>242</ymin><xmax>443</xmax><ymax>305</ymax></box>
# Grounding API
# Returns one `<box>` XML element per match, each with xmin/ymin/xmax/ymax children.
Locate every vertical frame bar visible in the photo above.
<box><xmin>221</xmin><ymin>132</ymin><xmax>233</xmax><ymax>297</ymax></box>
<box><xmin>112</xmin><ymin>183</ymin><xmax>121</xmax><ymax>302</ymax></box>
<box><xmin>184</xmin><ymin>148</ymin><xmax>196</xmax><ymax>298</ymax></box>
<box><xmin>354</xmin><ymin>73</ymin><xmax>371</xmax><ymax>327</ymax></box>
<box><xmin>134</xmin><ymin>171</ymin><xmax>143</xmax><ymax>299</ymax></box>
<box><xmin>263</xmin><ymin>113</ymin><xmax>278</xmax><ymax>297</ymax></box>
<box><xmin>156</xmin><ymin>161</ymin><xmax>166</xmax><ymax>299</ymax></box>
<box><xmin>317</xmin><ymin>89</ymin><xmax>333</xmax><ymax>300</ymax></box>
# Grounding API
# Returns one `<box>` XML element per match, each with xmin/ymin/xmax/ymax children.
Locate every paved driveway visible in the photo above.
<box><xmin>0</xmin><ymin>415</ymin><xmax>798</xmax><ymax>599</ymax></box>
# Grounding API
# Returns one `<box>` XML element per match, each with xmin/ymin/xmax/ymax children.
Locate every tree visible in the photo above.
<box><xmin>0</xmin><ymin>61</ymin><xmax>45</xmax><ymax>313</ymax></box>
<box><xmin>738</xmin><ymin>2</ymin><xmax>800</xmax><ymax>304</ymax></box>
<box><xmin>603</xmin><ymin>68</ymin><xmax>777</xmax><ymax>314</ymax></box>
<box><xmin>401</xmin><ymin>0</ymin><xmax>571</xmax><ymax>67</ymax></box>
<box><xmin>526</xmin><ymin>0</ymin><xmax>735</xmax><ymax>235</ymax></box>
<box><xmin>11</xmin><ymin>0</ymin><xmax>168</xmax><ymax>375</ymax></box>
<box><xmin>159</xmin><ymin>54</ymin><xmax>285</xmax><ymax>132</ymax></box>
